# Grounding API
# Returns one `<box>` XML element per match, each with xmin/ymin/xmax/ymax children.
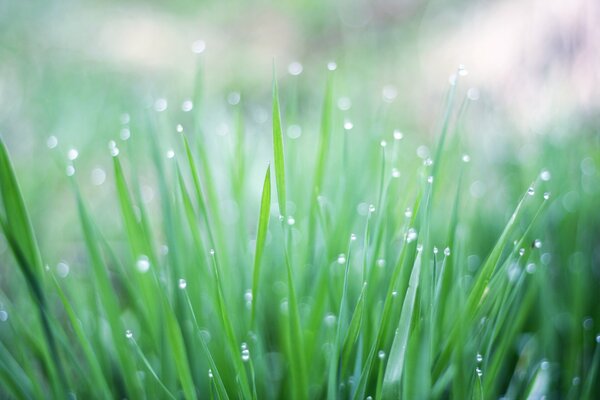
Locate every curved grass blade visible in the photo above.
<box><xmin>272</xmin><ymin>65</ymin><xmax>287</xmax><ymax>217</ymax></box>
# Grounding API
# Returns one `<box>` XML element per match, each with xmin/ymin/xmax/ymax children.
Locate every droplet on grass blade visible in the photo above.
<box><xmin>476</xmin><ymin>353</ymin><xmax>483</xmax><ymax>363</ymax></box>
<box><xmin>337</xmin><ymin>254</ymin><xmax>346</xmax><ymax>264</ymax></box>
<box><xmin>406</xmin><ymin>228</ymin><xmax>417</xmax><ymax>243</ymax></box>
<box><xmin>178</xmin><ymin>279</ymin><xmax>187</xmax><ymax>289</ymax></box>
<box><xmin>378</xmin><ymin>350</ymin><xmax>386</xmax><ymax>360</ymax></box>
<box><xmin>47</xmin><ymin>136</ymin><xmax>58</xmax><ymax>149</ymax></box>
<box><xmin>476</xmin><ymin>367</ymin><xmax>482</xmax><ymax>377</ymax></box>
<box><xmin>324</xmin><ymin>313</ymin><xmax>336</xmax><ymax>327</ymax></box>
<box><xmin>66</xmin><ymin>165</ymin><xmax>75</xmax><ymax>176</ymax></box>
<box><xmin>343</xmin><ymin>120</ymin><xmax>354</xmax><ymax>130</ymax></box>
<box><xmin>350</xmin><ymin>233</ymin><xmax>357</xmax><ymax>241</ymax></box>
<box><xmin>462</xmin><ymin>154</ymin><xmax>471</xmax><ymax>163</ymax></box>
<box><xmin>120</xmin><ymin>127</ymin><xmax>131</xmax><ymax>140</ymax></box>
<box><xmin>56</xmin><ymin>261</ymin><xmax>70</xmax><ymax>278</ymax></box>
<box><xmin>527</xmin><ymin>187</ymin><xmax>535</xmax><ymax>196</ymax></box>
<box><xmin>393</xmin><ymin>129</ymin><xmax>403</xmax><ymax>140</ymax></box>
<box><xmin>327</xmin><ymin>61</ymin><xmax>337</xmax><ymax>71</ymax></box>
<box><xmin>544</xmin><ymin>192</ymin><xmax>551</xmax><ymax>200</ymax></box>
<box><xmin>444</xmin><ymin>247</ymin><xmax>451</xmax><ymax>256</ymax></box>
<box><xmin>458</xmin><ymin>64</ymin><xmax>468</xmax><ymax>76</ymax></box>
<box><xmin>208</xmin><ymin>369</ymin><xmax>213</xmax><ymax>379</ymax></box>
<box><xmin>404</xmin><ymin>208</ymin><xmax>412</xmax><ymax>218</ymax></box>
<box><xmin>67</xmin><ymin>148</ymin><xmax>79</xmax><ymax>161</ymax></box>
<box><xmin>182</xmin><ymin>99</ymin><xmax>193</xmax><ymax>112</ymax></box>
<box><xmin>0</xmin><ymin>310</ymin><xmax>8</xmax><ymax>322</ymax></box>
<box><xmin>337</xmin><ymin>97</ymin><xmax>352</xmax><ymax>110</ymax></box>
<box><xmin>191</xmin><ymin>40</ymin><xmax>206</xmax><ymax>54</ymax></box>
<box><xmin>540</xmin><ymin>169</ymin><xmax>551</xmax><ymax>181</ymax></box>
<box><xmin>287</xmin><ymin>216</ymin><xmax>295</xmax><ymax>226</ymax></box>
<box><xmin>391</xmin><ymin>168</ymin><xmax>400</xmax><ymax>178</ymax></box>
<box><xmin>125</xmin><ymin>329</ymin><xmax>133</xmax><ymax>339</ymax></box>
<box><xmin>166</xmin><ymin>149</ymin><xmax>175</xmax><ymax>159</ymax></box>
<box><xmin>287</xmin><ymin>125</ymin><xmax>302</xmax><ymax>139</ymax></box>
<box><xmin>91</xmin><ymin>167</ymin><xmax>106</xmax><ymax>186</ymax></box>
<box><xmin>534</xmin><ymin>239</ymin><xmax>542</xmax><ymax>249</ymax></box>
<box><xmin>376</xmin><ymin>258</ymin><xmax>386</xmax><ymax>267</ymax></box>
<box><xmin>288</xmin><ymin>61</ymin><xmax>303</xmax><ymax>76</ymax></box>
<box><xmin>136</xmin><ymin>255</ymin><xmax>150</xmax><ymax>273</ymax></box>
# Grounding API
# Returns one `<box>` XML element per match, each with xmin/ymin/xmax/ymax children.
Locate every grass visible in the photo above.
<box><xmin>0</xmin><ymin>62</ymin><xmax>599</xmax><ymax>400</ymax></box>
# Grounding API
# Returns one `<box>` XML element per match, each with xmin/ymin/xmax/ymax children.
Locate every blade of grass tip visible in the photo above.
<box><xmin>340</xmin><ymin>282</ymin><xmax>368</xmax><ymax>379</ymax></box>
<box><xmin>382</xmin><ymin>247</ymin><xmax>424</xmax><ymax>398</ymax></box>
<box><xmin>251</xmin><ymin>165</ymin><xmax>271</xmax><ymax>328</ymax></box>
<box><xmin>272</xmin><ymin>63</ymin><xmax>287</xmax><ymax>217</ymax></box>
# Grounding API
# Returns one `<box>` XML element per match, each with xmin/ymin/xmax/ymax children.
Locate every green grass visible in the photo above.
<box><xmin>0</xmin><ymin>63</ymin><xmax>599</xmax><ymax>400</ymax></box>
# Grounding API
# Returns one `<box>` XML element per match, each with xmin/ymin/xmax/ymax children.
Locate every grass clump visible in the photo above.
<box><xmin>0</xmin><ymin>64</ymin><xmax>599</xmax><ymax>400</ymax></box>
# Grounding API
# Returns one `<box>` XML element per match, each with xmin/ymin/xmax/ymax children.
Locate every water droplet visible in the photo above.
<box><xmin>462</xmin><ymin>154</ymin><xmax>471</xmax><ymax>163</ymax></box>
<box><xmin>393</xmin><ymin>129</ymin><xmax>403</xmax><ymax>140</ymax></box>
<box><xmin>368</xmin><ymin>204</ymin><xmax>376</xmax><ymax>213</ymax></box>
<box><xmin>416</xmin><ymin>244</ymin><xmax>423</xmax><ymax>252</ymax></box>
<box><xmin>448</xmin><ymin>74</ymin><xmax>457</xmax><ymax>86</ymax></box>
<box><xmin>288</xmin><ymin>61</ymin><xmax>303</xmax><ymax>76</ymax></box>
<box><xmin>583</xmin><ymin>318</ymin><xmax>593</xmax><ymax>330</ymax></box>
<box><xmin>458</xmin><ymin>64</ymin><xmax>468</xmax><ymax>76</ymax></box>
<box><xmin>476</xmin><ymin>353</ymin><xmax>483</xmax><ymax>363</ymax></box>
<box><xmin>337</xmin><ymin>254</ymin><xmax>346</xmax><ymax>264</ymax></box>
<box><xmin>280</xmin><ymin>299</ymin><xmax>288</xmax><ymax>314</ymax></box>
<box><xmin>337</xmin><ymin>97</ymin><xmax>352</xmax><ymax>110</ymax></box>
<box><xmin>181</xmin><ymin>100</ymin><xmax>194</xmax><ymax>112</ymax></box>
<box><xmin>324</xmin><ymin>313</ymin><xmax>336</xmax><ymax>326</ymax></box>
<box><xmin>467</xmin><ymin>88</ymin><xmax>480</xmax><ymax>101</ymax></box>
<box><xmin>382</xmin><ymin>85</ymin><xmax>398</xmax><ymax>102</ymax></box>
<box><xmin>241</xmin><ymin>347</ymin><xmax>250</xmax><ymax>362</ymax></box>
<box><xmin>540</xmin><ymin>169</ymin><xmax>551</xmax><ymax>181</ymax></box>
<box><xmin>208</xmin><ymin>369</ymin><xmax>213</xmax><ymax>379</ymax></box>
<box><xmin>392</xmin><ymin>291</ymin><xmax>398</xmax><ymax>297</ymax></box>
<box><xmin>56</xmin><ymin>261</ymin><xmax>70</xmax><ymax>278</ymax></box>
<box><xmin>572</xmin><ymin>377</ymin><xmax>581</xmax><ymax>386</ymax></box>
<box><xmin>378</xmin><ymin>350</ymin><xmax>386</xmax><ymax>360</ymax></box>
<box><xmin>176</xmin><ymin>124</ymin><xmax>183</xmax><ymax>133</ymax></box>
<box><xmin>47</xmin><ymin>136</ymin><xmax>58</xmax><ymax>149</ymax></box>
<box><xmin>519</xmin><ymin>248</ymin><xmax>525</xmax><ymax>256</ymax></box>
<box><xmin>424</xmin><ymin>158</ymin><xmax>433</xmax><ymax>166</ymax></box>
<box><xmin>154</xmin><ymin>98</ymin><xmax>168</xmax><ymax>112</ymax></box>
<box><xmin>67</xmin><ymin>148</ymin><xmax>79</xmax><ymax>161</ymax></box>
<box><xmin>427</xmin><ymin>176</ymin><xmax>434</xmax><ymax>184</ymax></box>
<box><xmin>91</xmin><ymin>167</ymin><xmax>106</xmax><ymax>186</ymax></box>
<box><xmin>287</xmin><ymin>216</ymin><xmax>295</xmax><ymax>226</ymax></box>
<box><xmin>111</xmin><ymin>147</ymin><xmax>120</xmax><ymax>157</ymax></box>
<box><xmin>227</xmin><ymin>91</ymin><xmax>241</xmax><ymax>105</ymax></box>
<box><xmin>366</xmin><ymin>397</ymin><xmax>373</xmax><ymax>400</ymax></box>
<box><xmin>526</xmin><ymin>263</ymin><xmax>536</xmax><ymax>274</ymax></box>
<box><xmin>540</xmin><ymin>360</ymin><xmax>550</xmax><ymax>370</ymax></box>
<box><xmin>244</xmin><ymin>290</ymin><xmax>253</xmax><ymax>302</ymax></box>
<box><xmin>391</xmin><ymin>168</ymin><xmax>400</xmax><ymax>178</ymax></box>
<box><xmin>433</xmin><ymin>247</ymin><xmax>439</xmax><ymax>254</ymax></box>
<box><xmin>376</xmin><ymin>258</ymin><xmax>386</xmax><ymax>267</ymax></box>
<box><xmin>209</xmin><ymin>249</ymin><xmax>215</xmax><ymax>256</ymax></box>
<box><xmin>527</xmin><ymin>187</ymin><xmax>535</xmax><ymax>196</ymax></box>
<box><xmin>404</xmin><ymin>208</ymin><xmax>412</xmax><ymax>218</ymax></box>
<box><xmin>327</xmin><ymin>61</ymin><xmax>337</xmax><ymax>71</ymax></box>
<box><xmin>416</xmin><ymin>145</ymin><xmax>430</xmax><ymax>159</ymax></box>
<box><xmin>596</xmin><ymin>334</ymin><xmax>600</xmax><ymax>343</ymax></box>
<box><xmin>543</xmin><ymin>192</ymin><xmax>551</xmax><ymax>200</ymax></box>
<box><xmin>534</xmin><ymin>239</ymin><xmax>542</xmax><ymax>249</ymax></box>
<box><xmin>350</xmin><ymin>233</ymin><xmax>357</xmax><ymax>241</ymax></box>
<box><xmin>125</xmin><ymin>329</ymin><xmax>133</xmax><ymax>339</ymax></box>
<box><xmin>406</xmin><ymin>228</ymin><xmax>417</xmax><ymax>243</ymax></box>
<box><xmin>178</xmin><ymin>278</ymin><xmax>187</xmax><ymax>289</ymax></box>
<box><xmin>136</xmin><ymin>255</ymin><xmax>150</xmax><ymax>273</ymax></box>
<box><xmin>380</xmin><ymin>140</ymin><xmax>387</xmax><ymax>148</ymax></box>
<box><xmin>444</xmin><ymin>247</ymin><xmax>451</xmax><ymax>256</ymax></box>
<box><xmin>343</xmin><ymin>120</ymin><xmax>354</xmax><ymax>130</ymax></box>
<box><xmin>166</xmin><ymin>149</ymin><xmax>175</xmax><ymax>159</ymax></box>
<box><xmin>66</xmin><ymin>165</ymin><xmax>75</xmax><ymax>176</ymax></box>
<box><xmin>191</xmin><ymin>39</ymin><xmax>206</xmax><ymax>54</ymax></box>
<box><xmin>287</xmin><ymin>124</ymin><xmax>302</xmax><ymax>139</ymax></box>
<box><xmin>0</xmin><ymin>310</ymin><xmax>8</xmax><ymax>322</ymax></box>
<box><xmin>476</xmin><ymin>367</ymin><xmax>482</xmax><ymax>377</ymax></box>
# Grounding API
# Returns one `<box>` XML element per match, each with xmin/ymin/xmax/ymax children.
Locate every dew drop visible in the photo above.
<box><xmin>534</xmin><ymin>239</ymin><xmax>542</xmax><ymax>249</ymax></box>
<box><xmin>404</xmin><ymin>208</ymin><xmax>413</xmax><ymax>218</ymax></box>
<box><xmin>596</xmin><ymin>334</ymin><xmax>600</xmax><ymax>343</ymax></box>
<box><xmin>476</xmin><ymin>367</ymin><xmax>482</xmax><ymax>377</ymax></box>
<box><xmin>178</xmin><ymin>278</ymin><xmax>187</xmax><ymax>289</ymax></box>
<box><xmin>368</xmin><ymin>204</ymin><xmax>376</xmax><ymax>213</ymax></box>
<box><xmin>227</xmin><ymin>91</ymin><xmax>241</xmax><ymax>105</ymax></box>
<box><xmin>526</xmin><ymin>263</ymin><xmax>536</xmax><ymax>274</ymax></box>
<box><xmin>91</xmin><ymin>167</ymin><xmax>106</xmax><ymax>186</ymax></box>
<box><xmin>324</xmin><ymin>313</ymin><xmax>336</xmax><ymax>326</ymax></box>
<box><xmin>136</xmin><ymin>255</ymin><xmax>150</xmax><ymax>273</ymax></box>
<box><xmin>241</xmin><ymin>346</ymin><xmax>250</xmax><ymax>362</ymax></box>
<box><xmin>427</xmin><ymin>176</ymin><xmax>434</xmax><ymax>184</ymax></box>
<box><xmin>378</xmin><ymin>350</ymin><xmax>386</xmax><ymax>360</ymax></box>
<box><xmin>476</xmin><ymin>353</ymin><xmax>483</xmax><ymax>363</ymax></box>
<box><xmin>343</xmin><ymin>120</ymin><xmax>354</xmax><ymax>130</ymax></box>
<box><xmin>208</xmin><ymin>369</ymin><xmax>214</xmax><ymax>379</ymax></box>
<box><xmin>67</xmin><ymin>148</ymin><xmax>79</xmax><ymax>161</ymax></box>
<box><xmin>444</xmin><ymin>247</ymin><xmax>451</xmax><ymax>256</ymax></box>
<box><xmin>462</xmin><ymin>154</ymin><xmax>471</xmax><ymax>163</ymax></box>
<box><xmin>337</xmin><ymin>97</ymin><xmax>352</xmax><ymax>110</ymax></box>
<box><xmin>0</xmin><ymin>310</ymin><xmax>8</xmax><ymax>322</ymax></box>
<box><xmin>406</xmin><ymin>228</ymin><xmax>417</xmax><ymax>243</ymax></box>
<box><xmin>288</xmin><ymin>61</ymin><xmax>303</xmax><ymax>76</ymax></box>
<box><xmin>543</xmin><ymin>192</ymin><xmax>551</xmax><ymax>200</ymax></box>
<box><xmin>519</xmin><ymin>248</ymin><xmax>525</xmax><ymax>256</ymax></box>
<box><xmin>392</xmin><ymin>291</ymin><xmax>398</xmax><ymax>297</ymax></box>
<box><xmin>448</xmin><ymin>74</ymin><xmax>457</xmax><ymax>86</ymax></box>
<box><xmin>540</xmin><ymin>169</ymin><xmax>551</xmax><ymax>181</ymax></box>
<box><xmin>191</xmin><ymin>39</ymin><xmax>206</xmax><ymax>54</ymax></box>
<box><xmin>350</xmin><ymin>233</ymin><xmax>357</xmax><ymax>241</ymax></box>
<box><xmin>47</xmin><ymin>136</ymin><xmax>58</xmax><ymax>149</ymax></box>
<box><xmin>327</xmin><ymin>61</ymin><xmax>337</xmax><ymax>71</ymax></box>
<box><xmin>572</xmin><ymin>377</ymin><xmax>581</xmax><ymax>386</ymax></box>
<box><xmin>66</xmin><ymin>165</ymin><xmax>75</xmax><ymax>177</ymax></box>
<box><xmin>527</xmin><ymin>187</ymin><xmax>535</xmax><ymax>196</ymax></box>
<box><xmin>393</xmin><ymin>129</ymin><xmax>403</xmax><ymax>140</ymax></box>
<box><xmin>244</xmin><ymin>290</ymin><xmax>253</xmax><ymax>302</ymax></box>
<box><xmin>583</xmin><ymin>318</ymin><xmax>593</xmax><ymax>330</ymax></box>
<box><xmin>154</xmin><ymin>98</ymin><xmax>168</xmax><ymax>112</ymax></box>
<box><xmin>433</xmin><ymin>247</ymin><xmax>439</xmax><ymax>255</ymax></box>
<box><xmin>120</xmin><ymin>113</ymin><xmax>130</xmax><ymax>124</ymax></box>
<box><xmin>287</xmin><ymin>216</ymin><xmax>295</xmax><ymax>226</ymax></box>
<box><xmin>416</xmin><ymin>244</ymin><xmax>423</xmax><ymax>252</ymax></box>
<box><xmin>391</xmin><ymin>168</ymin><xmax>400</xmax><ymax>178</ymax></box>
<box><xmin>424</xmin><ymin>158</ymin><xmax>433</xmax><ymax>166</ymax></box>
<box><xmin>176</xmin><ymin>124</ymin><xmax>183</xmax><ymax>133</ymax></box>
<box><xmin>380</xmin><ymin>140</ymin><xmax>387</xmax><ymax>148</ymax></box>
<box><xmin>376</xmin><ymin>258</ymin><xmax>386</xmax><ymax>267</ymax></box>
<box><xmin>337</xmin><ymin>254</ymin><xmax>346</xmax><ymax>264</ymax></box>
<box><xmin>56</xmin><ymin>261</ymin><xmax>70</xmax><ymax>278</ymax></box>
<box><xmin>382</xmin><ymin>85</ymin><xmax>398</xmax><ymax>102</ymax></box>
<box><xmin>182</xmin><ymin>99</ymin><xmax>193</xmax><ymax>112</ymax></box>
<box><xmin>467</xmin><ymin>88</ymin><xmax>480</xmax><ymax>101</ymax></box>
<box><xmin>458</xmin><ymin>64</ymin><xmax>468</xmax><ymax>76</ymax></box>
<box><xmin>166</xmin><ymin>149</ymin><xmax>175</xmax><ymax>159</ymax></box>
<box><xmin>111</xmin><ymin>147</ymin><xmax>120</xmax><ymax>157</ymax></box>
<box><xmin>125</xmin><ymin>329</ymin><xmax>133</xmax><ymax>339</ymax></box>
<box><xmin>287</xmin><ymin>124</ymin><xmax>302</xmax><ymax>139</ymax></box>
<box><xmin>209</xmin><ymin>249</ymin><xmax>215</xmax><ymax>256</ymax></box>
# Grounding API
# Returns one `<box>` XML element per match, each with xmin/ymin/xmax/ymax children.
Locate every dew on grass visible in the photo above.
<box><xmin>416</xmin><ymin>244</ymin><xmax>423</xmax><ymax>252</ymax></box>
<box><xmin>366</xmin><ymin>397</ymin><xmax>373</xmax><ymax>400</ymax></box>
<box><xmin>343</xmin><ymin>120</ymin><xmax>354</xmax><ymax>130</ymax></box>
<box><xmin>572</xmin><ymin>377</ymin><xmax>581</xmax><ymax>386</ymax></box>
<box><xmin>541</xmin><ymin>252</ymin><xmax>551</xmax><ymax>265</ymax></box>
<box><xmin>467</xmin><ymin>88</ymin><xmax>480</xmax><ymax>101</ymax></box>
<box><xmin>427</xmin><ymin>176</ymin><xmax>434</xmax><ymax>184</ymax></box>
<box><xmin>527</xmin><ymin>187</ymin><xmax>535</xmax><ymax>196</ymax></box>
<box><xmin>540</xmin><ymin>169</ymin><xmax>551</xmax><ymax>181</ymax></box>
<box><xmin>166</xmin><ymin>149</ymin><xmax>175</xmax><ymax>159</ymax></box>
<box><xmin>241</xmin><ymin>343</ymin><xmax>250</xmax><ymax>362</ymax></box>
<box><xmin>391</xmin><ymin>168</ymin><xmax>400</xmax><ymax>178</ymax></box>
<box><xmin>380</xmin><ymin>140</ymin><xmax>387</xmax><ymax>148</ymax></box>
<box><xmin>392</xmin><ymin>291</ymin><xmax>398</xmax><ymax>297</ymax></box>
<box><xmin>120</xmin><ymin>127</ymin><xmax>131</xmax><ymax>140</ymax></box>
<box><xmin>287</xmin><ymin>216</ymin><xmax>295</xmax><ymax>226</ymax></box>
<box><xmin>448</xmin><ymin>74</ymin><xmax>457</xmax><ymax>86</ymax></box>
<box><xmin>462</xmin><ymin>154</ymin><xmax>471</xmax><ymax>163</ymax></box>
<box><xmin>583</xmin><ymin>318</ymin><xmax>593</xmax><ymax>330</ymax></box>
<box><xmin>176</xmin><ymin>124</ymin><xmax>183</xmax><ymax>133</ymax></box>
<box><xmin>125</xmin><ymin>329</ymin><xmax>133</xmax><ymax>339</ymax></box>
<box><xmin>444</xmin><ymin>247</ymin><xmax>451</xmax><ymax>256</ymax></box>
<box><xmin>154</xmin><ymin>98</ymin><xmax>168</xmax><ymax>112</ymax></box>
<box><xmin>91</xmin><ymin>167</ymin><xmax>106</xmax><ymax>186</ymax></box>
<box><xmin>376</xmin><ymin>258</ymin><xmax>386</xmax><ymax>267</ymax></box>
<box><xmin>0</xmin><ymin>310</ymin><xmax>8</xmax><ymax>322</ymax></box>
<box><xmin>433</xmin><ymin>247</ymin><xmax>439</xmax><ymax>255</ymax></box>
<box><xmin>424</xmin><ymin>158</ymin><xmax>433</xmax><ymax>166</ymax></box>
<box><xmin>280</xmin><ymin>299</ymin><xmax>288</xmax><ymax>314</ymax></box>
<box><xmin>404</xmin><ymin>208</ymin><xmax>413</xmax><ymax>218</ymax></box>
<box><xmin>136</xmin><ymin>255</ymin><xmax>150</xmax><ymax>273</ymax></box>
<box><xmin>182</xmin><ymin>100</ymin><xmax>193</xmax><ymax>112</ymax></box>
<box><xmin>476</xmin><ymin>353</ymin><xmax>483</xmax><ymax>363</ymax></box>
<box><xmin>378</xmin><ymin>350</ymin><xmax>386</xmax><ymax>360</ymax></box>
<box><xmin>324</xmin><ymin>313</ymin><xmax>336</xmax><ymax>327</ymax></box>
<box><xmin>178</xmin><ymin>279</ymin><xmax>187</xmax><ymax>289</ymax></box>
<box><xmin>526</xmin><ymin>263</ymin><xmax>536</xmax><ymax>274</ymax></box>
<box><xmin>519</xmin><ymin>248</ymin><xmax>525</xmax><ymax>256</ymax></box>
<box><xmin>596</xmin><ymin>334</ymin><xmax>600</xmax><ymax>343</ymax></box>
<box><xmin>544</xmin><ymin>192</ymin><xmax>551</xmax><ymax>200</ymax></box>
<box><xmin>534</xmin><ymin>239</ymin><xmax>542</xmax><ymax>249</ymax></box>
<box><xmin>476</xmin><ymin>367</ymin><xmax>482</xmax><ymax>377</ymax></box>
<box><xmin>227</xmin><ymin>91</ymin><xmax>241</xmax><ymax>105</ymax></box>
<box><xmin>66</xmin><ymin>165</ymin><xmax>75</xmax><ymax>176</ymax></box>
<box><xmin>287</xmin><ymin>125</ymin><xmax>302</xmax><ymax>139</ymax></box>
<box><xmin>111</xmin><ymin>147</ymin><xmax>120</xmax><ymax>157</ymax></box>
<box><xmin>56</xmin><ymin>261</ymin><xmax>70</xmax><ymax>278</ymax></box>
<box><xmin>350</xmin><ymin>233</ymin><xmax>357</xmax><ymax>241</ymax></box>
<box><xmin>337</xmin><ymin>97</ymin><xmax>352</xmax><ymax>110</ymax></box>
<box><xmin>540</xmin><ymin>360</ymin><xmax>550</xmax><ymax>370</ymax></box>
<box><xmin>47</xmin><ymin>136</ymin><xmax>58</xmax><ymax>149</ymax></box>
<box><xmin>191</xmin><ymin>40</ymin><xmax>206</xmax><ymax>54</ymax></box>
<box><xmin>406</xmin><ymin>228</ymin><xmax>417</xmax><ymax>243</ymax></box>
<box><xmin>208</xmin><ymin>369</ymin><xmax>213</xmax><ymax>379</ymax></box>
<box><xmin>327</xmin><ymin>61</ymin><xmax>337</xmax><ymax>71</ymax></box>
<box><xmin>288</xmin><ymin>62</ymin><xmax>303</xmax><ymax>76</ymax></box>
<box><xmin>209</xmin><ymin>249</ymin><xmax>215</xmax><ymax>256</ymax></box>
<box><xmin>382</xmin><ymin>85</ymin><xmax>398</xmax><ymax>102</ymax></box>
<box><xmin>120</xmin><ymin>113</ymin><xmax>130</xmax><ymax>124</ymax></box>
<box><xmin>458</xmin><ymin>64</ymin><xmax>468</xmax><ymax>76</ymax></box>
<box><xmin>393</xmin><ymin>129</ymin><xmax>403</xmax><ymax>140</ymax></box>
<box><xmin>416</xmin><ymin>145</ymin><xmax>430</xmax><ymax>159</ymax></box>
<box><xmin>337</xmin><ymin>254</ymin><xmax>346</xmax><ymax>264</ymax></box>
<box><xmin>244</xmin><ymin>290</ymin><xmax>253</xmax><ymax>302</ymax></box>
<box><xmin>368</xmin><ymin>204</ymin><xmax>376</xmax><ymax>213</ymax></box>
